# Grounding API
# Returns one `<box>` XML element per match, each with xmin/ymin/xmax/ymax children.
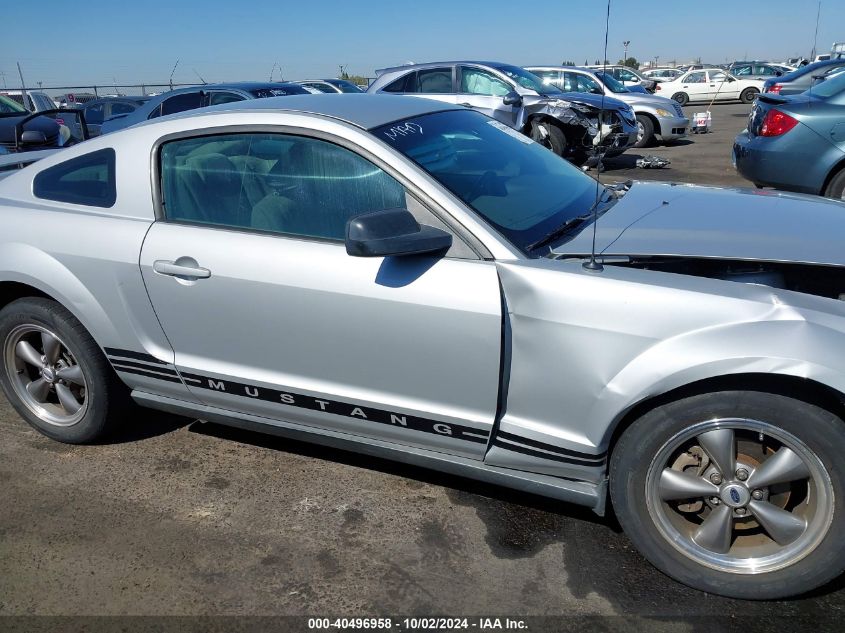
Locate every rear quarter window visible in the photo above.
<box><xmin>33</xmin><ymin>148</ymin><xmax>116</xmax><ymax>207</ymax></box>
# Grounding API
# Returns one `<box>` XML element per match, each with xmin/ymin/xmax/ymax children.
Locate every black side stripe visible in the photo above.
<box><xmin>107</xmin><ymin>358</ymin><xmax>179</xmax><ymax>375</ymax></box>
<box><xmin>492</xmin><ymin>438</ymin><xmax>606</xmax><ymax>467</ymax></box>
<box><xmin>111</xmin><ymin>363</ymin><xmax>183</xmax><ymax>384</ymax></box>
<box><xmin>179</xmin><ymin>371</ymin><xmax>489</xmax><ymax>444</ymax></box>
<box><xmin>497</xmin><ymin>430</ymin><xmax>606</xmax><ymax>461</ymax></box>
<box><xmin>104</xmin><ymin>347</ymin><xmax>169</xmax><ymax>365</ymax></box>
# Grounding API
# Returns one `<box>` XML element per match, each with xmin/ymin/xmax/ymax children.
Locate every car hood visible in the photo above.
<box><xmin>553</xmin><ymin>181</ymin><xmax>845</xmax><ymax>267</ymax></box>
<box><xmin>525</xmin><ymin>91</ymin><xmax>629</xmax><ymax>112</ymax></box>
<box><xmin>613</xmin><ymin>91</ymin><xmax>682</xmax><ymax>110</ymax></box>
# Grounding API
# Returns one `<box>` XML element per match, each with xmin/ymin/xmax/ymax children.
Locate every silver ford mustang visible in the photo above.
<box><xmin>1</xmin><ymin>94</ymin><xmax>844</xmax><ymax>600</ymax></box>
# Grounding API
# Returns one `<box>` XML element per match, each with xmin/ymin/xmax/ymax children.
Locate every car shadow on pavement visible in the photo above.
<box><xmin>189</xmin><ymin>420</ymin><xmax>614</xmax><ymax>529</ymax></box>
<box><xmin>103</xmin><ymin>407</ymin><xmax>194</xmax><ymax>444</ymax></box>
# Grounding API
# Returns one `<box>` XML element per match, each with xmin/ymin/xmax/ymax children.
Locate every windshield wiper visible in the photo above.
<box><xmin>526</xmin><ymin>189</ymin><xmax>616</xmax><ymax>253</ymax></box>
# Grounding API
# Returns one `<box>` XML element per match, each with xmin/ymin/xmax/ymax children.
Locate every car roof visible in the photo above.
<box><xmin>168</xmin><ymin>93</ymin><xmax>462</xmax><ymax>131</ymax></box>
<box><xmin>375</xmin><ymin>61</ymin><xmax>516</xmax><ymax>75</ymax></box>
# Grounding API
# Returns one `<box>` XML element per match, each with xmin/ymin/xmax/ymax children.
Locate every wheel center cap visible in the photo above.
<box><xmin>720</xmin><ymin>483</ymin><xmax>750</xmax><ymax>508</ymax></box>
<box><xmin>41</xmin><ymin>367</ymin><xmax>56</xmax><ymax>383</ymax></box>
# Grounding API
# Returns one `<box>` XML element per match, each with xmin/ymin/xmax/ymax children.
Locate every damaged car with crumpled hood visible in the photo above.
<box><xmin>367</xmin><ymin>61</ymin><xmax>638</xmax><ymax>165</ymax></box>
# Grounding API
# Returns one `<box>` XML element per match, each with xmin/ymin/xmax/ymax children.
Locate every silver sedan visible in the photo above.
<box><xmin>1</xmin><ymin>94</ymin><xmax>844</xmax><ymax>600</ymax></box>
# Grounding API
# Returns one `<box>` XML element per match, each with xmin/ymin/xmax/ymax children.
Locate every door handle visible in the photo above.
<box><xmin>153</xmin><ymin>260</ymin><xmax>211</xmax><ymax>279</ymax></box>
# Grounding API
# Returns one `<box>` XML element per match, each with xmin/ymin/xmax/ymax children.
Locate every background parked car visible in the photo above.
<box><xmin>763</xmin><ymin>59</ymin><xmax>845</xmax><ymax>95</ymax></box>
<box><xmin>733</xmin><ymin>70</ymin><xmax>845</xmax><ymax>199</ymax></box>
<box><xmin>585</xmin><ymin>65</ymin><xmax>657</xmax><ymax>92</ymax></box>
<box><xmin>654</xmin><ymin>68</ymin><xmax>764</xmax><ymax>104</ymax></box>
<box><xmin>526</xmin><ymin>66</ymin><xmax>688</xmax><ymax>147</ymax></box>
<box><xmin>367</xmin><ymin>61</ymin><xmax>637</xmax><ymax>164</ymax></box>
<box><xmin>294</xmin><ymin>79</ymin><xmax>364</xmax><ymax>93</ymax></box>
<box><xmin>728</xmin><ymin>62</ymin><xmax>788</xmax><ymax>79</ymax></box>
<box><xmin>100</xmin><ymin>82</ymin><xmax>309</xmax><ymax>134</ymax></box>
<box><xmin>77</xmin><ymin>97</ymin><xmax>150</xmax><ymax>136</ymax></box>
<box><xmin>641</xmin><ymin>68</ymin><xmax>684</xmax><ymax>82</ymax></box>
<box><xmin>55</xmin><ymin>93</ymin><xmax>97</xmax><ymax>108</ymax></box>
<box><xmin>0</xmin><ymin>90</ymin><xmax>58</xmax><ymax>112</ymax></box>
<box><xmin>0</xmin><ymin>95</ymin><xmax>87</xmax><ymax>153</ymax></box>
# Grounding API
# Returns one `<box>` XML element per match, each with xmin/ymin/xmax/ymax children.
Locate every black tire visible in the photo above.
<box><xmin>671</xmin><ymin>92</ymin><xmax>689</xmax><ymax>106</ymax></box>
<box><xmin>633</xmin><ymin>114</ymin><xmax>655</xmax><ymax>148</ymax></box>
<box><xmin>823</xmin><ymin>167</ymin><xmax>845</xmax><ymax>200</ymax></box>
<box><xmin>0</xmin><ymin>297</ymin><xmax>125</xmax><ymax>444</ymax></box>
<box><xmin>530</xmin><ymin>120</ymin><xmax>567</xmax><ymax>157</ymax></box>
<box><xmin>610</xmin><ymin>390</ymin><xmax>845</xmax><ymax>599</ymax></box>
<box><xmin>740</xmin><ymin>87</ymin><xmax>759</xmax><ymax>104</ymax></box>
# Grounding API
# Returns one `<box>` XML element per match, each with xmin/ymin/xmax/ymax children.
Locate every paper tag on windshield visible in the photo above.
<box><xmin>487</xmin><ymin>120</ymin><xmax>536</xmax><ymax>144</ymax></box>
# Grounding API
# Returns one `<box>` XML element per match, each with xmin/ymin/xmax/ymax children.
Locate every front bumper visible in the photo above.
<box><xmin>656</xmin><ymin>115</ymin><xmax>689</xmax><ymax>140</ymax></box>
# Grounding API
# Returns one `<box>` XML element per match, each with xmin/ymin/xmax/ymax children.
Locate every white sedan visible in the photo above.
<box><xmin>654</xmin><ymin>68</ymin><xmax>764</xmax><ymax>105</ymax></box>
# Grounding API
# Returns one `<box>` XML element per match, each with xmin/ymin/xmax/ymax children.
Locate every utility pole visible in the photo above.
<box><xmin>17</xmin><ymin>62</ymin><xmax>30</xmax><ymax>111</ymax></box>
<box><xmin>169</xmin><ymin>60</ymin><xmax>179</xmax><ymax>90</ymax></box>
<box><xmin>623</xmin><ymin>40</ymin><xmax>630</xmax><ymax>63</ymax></box>
<box><xmin>811</xmin><ymin>1</ymin><xmax>821</xmax><ymax>59</ymax></box>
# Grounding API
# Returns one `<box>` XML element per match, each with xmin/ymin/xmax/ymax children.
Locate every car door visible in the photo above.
<box><xmin>456</xmin><ymin>65</ymin><xmax>519</xmax><ymax>127</ymax></box>
<box><xmin>710</xmin><ymin>71</ymin><xmax>740</xmax><ymax>100</ymax></box>
<box><xmin>140</xmin><ymin>130</ymin><xmax>502</xmax><ymax>459</ymax></box>
<box><xmin>207</xmin><ymin>91</ymin><xmax>247</xmax><ymax>106</ymax></box>
<box><xmin>679</xmin><ymin>71</ymin><xmax>709</xmax><ymax>100</ymax></box>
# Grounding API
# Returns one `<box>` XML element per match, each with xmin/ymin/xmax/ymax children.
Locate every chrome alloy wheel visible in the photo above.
<box><xmin>636</xmin><ymin>120</ymin><xmax>645</xmax><ymax>144</ymax></box>
<box><xmin>645</xmin><ymin>418</ymin><xmax>834</xmax><ymax>574</ymax></box>
<box><xmin>3</xmin><ymin>324</ymin><xmax>89</xmax><ymax>426</ymax></box>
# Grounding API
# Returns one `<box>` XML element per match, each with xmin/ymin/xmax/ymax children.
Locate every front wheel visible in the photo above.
<box><xmin>671</xmin><ymin>92</ymin><xmax>689</xmax><ymax>106</ymax></box>
<box><xmin>530</xmin><ymin>120</ymin><xmax>567</xmax><ymax>157</ymax></box>
<box><xmin>633</xmin><ymin>114</ymin><xmax>655</xmax><ymax>148</ymax></box>
<box><xmin>740</xmin><ymin>87</ymin><xmax>759</xmax><ymax>104</ymax></box>
<box><xmin>0</xmin><ymin>298</ymin><xmax>125</xmax><ymax>444</ymax></box>
<box><xmin>610</xmin><ymin>391</ymin><xmax>845</xmax><ymax>599</ymax></box>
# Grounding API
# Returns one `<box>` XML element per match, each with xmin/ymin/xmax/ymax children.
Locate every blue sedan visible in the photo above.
<box><xmin>733</xmin><ymin>71</ymin><xmax>845</xmax><ymax>199</ymax></box>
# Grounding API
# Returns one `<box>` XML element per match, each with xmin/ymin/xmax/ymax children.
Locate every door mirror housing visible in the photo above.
<box><xmin>20</xmin><ymin>130</ymin><xmax>47</xmax><ymax>144</ymax></box>
<box><xmin>503</xmin><ymin>91</ymin><xmax>523</xmax><ymax>106</ymax></box>
<box><xmin>346</xmin><ymin>209</ymin><xmax>452</xmax><ymax>257</ymax></box>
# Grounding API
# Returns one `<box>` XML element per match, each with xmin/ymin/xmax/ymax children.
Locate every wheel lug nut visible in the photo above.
<box><xmin>736</xmin><ymin>468</ymin><xmax>749</xmax><ymax>481</ymax></box>
<box><xmin>752</xmin><ymin>489</ymin><xmax>764</xmax><ymax>500</ymax></box>
<box><xmin>710</xmin><ymin>497</ymin><xmax>720</xmax><ymax>505</ymax></box>
<box><xmin>710</xmin><ymin>473</ymin><xmax>723</xmax><ymax>485</ymax></box>
<box><xmin>736</xmin><ymin>507</ymin><xmax>747</xmax><ymax>516</ymax></box>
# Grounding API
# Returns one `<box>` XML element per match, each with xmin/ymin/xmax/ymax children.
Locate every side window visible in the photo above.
<box><xmin>160</xmin><ymin>92</ymin><xmax>204</xmax><ymax>116</ymax></box>
<box><xmin>532</xmin><ymin>70</ymin><xmax>563</xmax><ymax>89</ymax></box>
<box><xmin>160</xmin><ymin>134</ymin><xmax>407</xmax><ymax>241</ymax></box>
<box><xmin>208</xmin><ymin>91</ymin><xmax>246</xmax><ymax>106</ymax></box>
<box><xmin>111</xmin><ymin>102</ymin><xmax>136</xmax><ymax>116</ymax></box>
<box><xmin>33</xmin><ymin>149</ymin><xmax>116</xmax><ymax>207</ymax></box>
<box><xmin>459</xmin><ymin>67</ymin><xmax>510</xmax><ymax>96</ymax></box>
<box><xmin>147</xmin><ymin>103</ymin><xmax>163</xmax><ymax>119</ymax></box>
<box><xmin>84</xmin><ymin>103</ymin><xmax>105</xmax><ymax>124</ymax></box>
<box><xmin>710</xmin><ymin>71</ymin><xmax>727</xmax><ymax>82</ymax></box>
<box><xmin>685</xmin><ymin>71</ymin><xmax>706</xmax><ymax>83</ymax></box>
<box><xmin>416</xmin><ymin>68</ymin><xmax>452</xmax><ymax>93</ymax></box>
<box><xmin>734</xmin><ymin>65</ymin><xmax>751</xmax><ymax>76</ymax></box>
<box><xmin>561</xmin><ymin>72</ymin><xmax>579</xmax><ymax>92</ymax></box>
<box><xmin>617</xmin><ymin>68</ymin><xmax>638</xmax><ymax>82</ymax></box>
<box><xmin>303</xmin><ymin>82</ymin><xmax>336</xmax><ymax>93</ymax></box>
<box><xmin>575</xmin><ymin>74</ymin><xmax>603</xmax><ymax>93</ymax></box>
<box><xmin>382</xmin><ymin>73</ymin><xmax>416</xmax><ymax>93</ymax></box>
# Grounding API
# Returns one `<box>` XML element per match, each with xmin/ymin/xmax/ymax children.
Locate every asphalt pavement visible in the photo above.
<box><xmin>2</xmin><ymin>101</ymin><xmax>843</xmax><ymax>629</ymax></box>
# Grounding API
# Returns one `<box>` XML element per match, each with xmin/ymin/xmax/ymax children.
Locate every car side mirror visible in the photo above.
<box><xmin>503</xmin><ymin>91</ymin><xmax>523</xmax><ymax>106</ymax></box>
<box><xmin>20</xmin><ymin>130</ymin><xmax>47</xmax><ymax>144</ymax></box>
<box><xmin>346</xmin><ymin>208</ymin><xmax>452</xmax><ymax>257</ymax></box>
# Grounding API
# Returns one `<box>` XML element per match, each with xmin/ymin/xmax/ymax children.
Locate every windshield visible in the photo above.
<box><xmin>373</xmin><ymin>109</ymin><xmax>601</xmax><ymax>255</ymax></box>
<box><xmin>594</xmin><ymin>71</ymin><xmax>630</xmax><ymax>93</ymax></box>
<box><xmin>331</xmin><ymin>80</ymin><xmax>364</xmax><ymax>93</ymax></box>
<box><xmin>0</xmin><ymin>95</ymin><xmax>27</xmax><ymax>115</ymax></box>
<box><xmin>809</xmin><ymin>70</ymin><xmax>845</xmax><ymax>98</ymax></box>
<box><xmin>494</xmin><ymin>65</ymin><xmax>563</xmax><ymax>95</ymax></box>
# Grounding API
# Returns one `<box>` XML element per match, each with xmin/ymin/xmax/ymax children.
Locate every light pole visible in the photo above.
<box><xmin>623</xmin><ymin>40</ymin><xmax>631</xmax><ymax>64</ymax></box>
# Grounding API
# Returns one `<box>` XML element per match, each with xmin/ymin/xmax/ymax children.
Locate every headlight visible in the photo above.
<box><xmin>655</xmin><ymin>108</ymin><xmax>673</xmax><ymax>118</ymax></box>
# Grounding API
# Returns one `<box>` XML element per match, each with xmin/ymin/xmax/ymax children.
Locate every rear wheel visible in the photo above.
<box><xmin>610</xmin><ymin>391</ymin><xmax>845</xmax><ymax>599</ymax></box>
<box><xmin>633</xmin><ymin>114</ymin><xmax>655</xmax><ymax>148</ymax></box>
<box><xmin>530</xmin><ymin>120</ymin><xmax>567</xmax><ymax>157</ymax></box>
<box><xmin>0</xmin><ymin>298</ymin><xmax>124</xmax><ymax>444</ymax></box>
<box><xmin>823</xmin><ymin>168</ymin><xmax>845</xmax><ymax>200</ymax></box>
<box><xmin>740</xmin><ymin>87</ymin><xmax>759</xmax><ymax>104</ymax></box>
<box><xmin>671</xmin><ymin>92</ymin><xmax>689</xmax><ymax>106</ymax></box>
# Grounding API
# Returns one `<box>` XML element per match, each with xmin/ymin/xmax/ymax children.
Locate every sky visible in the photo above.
<box><xmin>2</xmin><ymin>0</ymin><xmax>843</xmax><ymax>91</ymax></box>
